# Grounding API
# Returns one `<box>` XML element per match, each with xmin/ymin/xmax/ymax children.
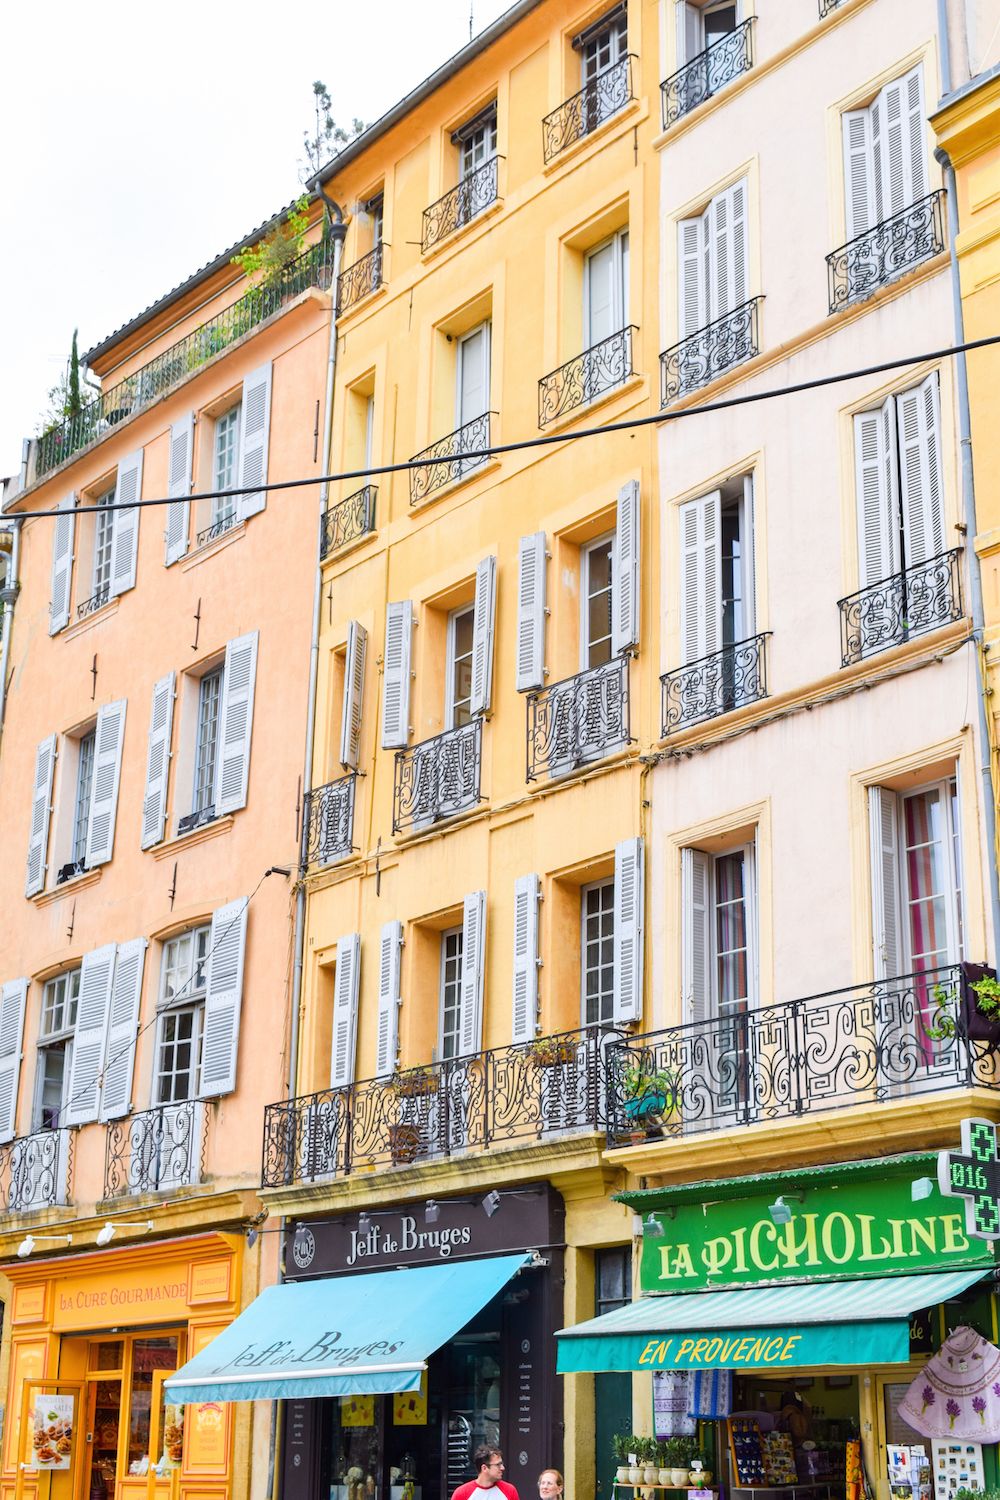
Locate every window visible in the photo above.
<box><xmin>155</xmin><ymin>926</ymin><xmax>210</xmax><ymax>1103</ymax></box>
<box><xmin>579</xmin><ymin>5</ymin><xmax>628</xmax><ymax>84</ymax></box>
<box><xmin>457</xmin><ymin>107</ymin><xmax>497</xmax><ymax>180</ymax></box>
<box><xmin>869</xmin><ymin>779</ymin><xmax>964</xmax><ymax>980</ymax></box>
<box><xmin>71</xmin><ymin>730</ymin><xmax>96</xmax><ymax>867</ymax></box>
<box><xmin>439</xmin><ymin>926</ymin><xmax>465</xmax><ymax>1060</ymax></box>
<box><xmin>582</xmin><ymin>879</ymin><xmax>615</xmax><ymax>1025</ymax></box>
<box><xmin>677</xmin><ymin>0</ymin><xmax>739</xmax><ymax>63</ymax></box>
<box><xmin>585</xmin><ymin>230</ymin><xmax>629</xmax><ymax>350</ymax></box>
<box><xmin>34</xmin><ymin>969</ymin><xmax>80</xmax><ymax>1130</ymax></box>
<box><xmin>843</xmin><ymin>66</ymin><xmax>926</xmax><ymax>239</ymax></box>
<box><xmin>51</xmin><ymin>700</ymin><xmax>126</xmax><ymax>888</ymax></box>
<box><xmin>455</xmin><ymin>321</ymin><xmax>491</xmax><ymax>477</ymax></box>
<box><xmin>446</xmin><ymin>606</ymin><xmax>476</xmax><ymax>728</ymax></box>
<box><xmin>92</xmin><ymin>487</ymin><xmax>115</xmax><ymax>600</ymax></box>
<box><xmin>596</xmin><ymin>1245</ymin><xmax>632</xmax><ymax>1314</ymax></box>
<box><xmin>192</xmin><ymin>668</ymin><xmax>223</xmax><ymax>822</ymax></box>
<box><xmin>366</xmin><ymin>193</ymin><xmax>384</xmax><ymax>245</ymax></box>
<box><xmin>212</xmin><ymin>405</ymin><xmax>241</xmax><ymax>529</ymax></box>
<box><xmin>582</xmin><ymin>535</ymin><xmax>614</xmax><ymax>668</ymax></box>
<box><xmin>854</xmin><ymin>374</ymin><xmax>944</xmax><ymax>591</ymax></box>
<box><xmin>682</xmin><ymin>841</ymin><xmax>758</xmax><ymax>1023</ymax></box>
<box><xmin>678</xmin><ymin>178</ymin><xmax>749</xmax><ymax>338</ymax></box>
<box><xmin>702</xmin><ymin>1</ymin><xmax>737</xmax><ymax>46</ymax></box>
<box><xmin>679</xmin><ymin>475</ymin><xmax>755</xmax><ymax>661</ymax></box>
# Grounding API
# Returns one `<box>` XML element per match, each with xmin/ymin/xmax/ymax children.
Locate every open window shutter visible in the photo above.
<box><xmin>876</xmin><ymin>75</ymin><xmax>908</xmax><ymax>219</ymax></box>
<box><xmin>843</xmin><ymin>108</ymin><xmax>875</xmax><ymax>239</ymax></box>
<box><xmin>904</xmin><ymin>65</ymin><xmax>927</xmax><ymax>204</ymax></box>
<box><xmin>678</xmin><ymin>216</ymin><xmax>705</xmax><ymax>337</ymax></box>
<box><xmin>110</xmin><ymin>449</ymin><xmax>143</xmax><ymax>597</ymax></box>
<box><xmin>215</xmin><ymin>631</ymin><xmax>259</xmax><ymax>814</ymax></box>
<box><xmin>516</xmin><ymin>533</ymin><xmax>546</xmax><ymax>692</ymax></box>
<box><xmin>459</xmin><ymin>890</ymin><xmax>487</xmax><ymax>1057</ymax></box>
<box><xmin>330</xmin><ymin>933</ymin><xmax>361</xmax><ymax>1088</ymax></box>
<box><xmin>140</xmin><ymin>673</ymin><xmax>175</xmax><ymax>849</ymax></box>
<box><xmin>612</xmin><ymin>480</ymin><xmax>640</xmax><ymax>655</ymax></box>
<box><xmin>375</xmin><ymin>920</ymin><xmax>403</xmax><ymax>1078</ymax></box>
<box><xmin>613</xmin><ymin>837</ymin><xmax>644</xmax><ymax>1023</ymax></box>
<box><xmin>679</xmin><ymin>490</ymin><xmax>721</xmax><ymax>663</ymax></box>
<box><xmin>200</xmin><ymin>899</ymin><xmax>249</xmax><ymax>1096</ymax></box>
<box><xmin>85</xmin><ymin>698</ymin><xmax>127</xmax><ymax>867</ymax></box>
<box><xmin>64</xmin><ymin>943</ymin><xmax>117</xmax><ymax>1127</ymax></box>
<box><xmin>897</xmin><ymin>373</ymin><xmax>944</xmax><ymax>566</ymax></box>
<box><xmin>0</xmin><ymin>979</ymin><xmax>28</xmax><ymax>1144</ymax></box>
<box><xmin>339</xmin><ymin>622</ymin><xmax>368</xmax><ymax>770</ymax></box>
<box><xmin>470</xmin><ymin>555</ymin><xmax>498</xmax><ymax>715</ymax></box>
<box><xmin>743</xmin><ymin>837</ymin><xmax>759</xmax><ymax>1008</ymax></box>
<box><xmin>381</xmin><ymin>601</ymin><xmax>413</xmax><ymax>749</ymax></box>
<box><xmin>49</xmin><ymin>494</ymin><xmax>76</xmax><ymax>634</ymax></box>
<box><xmin>870</xmin><ymin>89</ymin><xmax>886</xmax><ymax>223</ymax></box>
<box><xmin>854</xmin><ymin>400</ymin><xmax>900</xmax><ymax>588</ymax></box>
<box><xmin>511</xmin><ymin>874</ymin><xmax>541</xmax><ymax>1045</ymax></box>
<box><xmin>99</xmin><ymin>938</ymin><xmax>147</xmax><ymax>1121</ymax></box>
<box><xmin>25</xmin><ymin>733</ymin><xmax>56</xmax><ymax>897</ymax></box>
<box><xmin>165</xmin><ymin>413</ymin><xmax>193</xmax><ymax>564</ymax></box>
<box><xmin>237</xmin><ymin>362</ymin><xmax>272</xmax><ymax>519</ymax></box>
<box><xmin>707</xmin><ymin>187</ymin><xmax>730</xmax><ymax>323</ymax></box>
<box><xmin>682</xmin><ymin>847</ymin><xmax>711</xmax><ymax>1024</ymax></box>
<box><xmin>868</xmin><ymin>786</ymin><xmax>902</xmax><ymax>980</ymax></box>
<box><xmin>677</xmin><ymin>1</ymin><xmax>701</xmax><ymax>65</ymax></box>
<box><xmin>742</xmin><ymin>474</ymin><xmax>756</xmax><ymax>633</ymax></box>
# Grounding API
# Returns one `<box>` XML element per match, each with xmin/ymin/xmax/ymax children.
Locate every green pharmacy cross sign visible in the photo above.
<box><xmin>938</xmin><ymin>1117</ymin><xmax>1000</xmax><ymax>1240</ymax></box>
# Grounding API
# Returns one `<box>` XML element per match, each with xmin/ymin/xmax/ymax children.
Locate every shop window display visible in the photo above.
<box><xmin>83</xmin><ymin>1332</ymin><xmax>181</xmax><ymax>1500</ymax></box>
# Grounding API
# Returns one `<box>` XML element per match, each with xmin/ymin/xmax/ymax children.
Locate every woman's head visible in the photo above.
<box><xmin>538</xmin><ymin>1471</ymin><xmax>563</xmax><ymax>1498</ymax></box>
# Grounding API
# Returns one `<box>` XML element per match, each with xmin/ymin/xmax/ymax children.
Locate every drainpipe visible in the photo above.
<box><xmin>0</xmin><ymin>518</ymin><xmax>23</xmax><ymax>738</ymax></box>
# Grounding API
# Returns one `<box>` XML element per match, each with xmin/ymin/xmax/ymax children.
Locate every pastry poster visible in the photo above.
<box><xmin>394</xmin><ymin>1374</ymin><xmax>428</xmax><ymax>1426</ymax></box>
<box><xmin>341</xmin><ymin>1395</ymin><xmax>375</xmax><ymax>1427</ymax></box>
<box><xmin>28</xmin><ymin>1393</ymin><xmax>73</xmax><ymax>1470</ymax></box>
<box><xmin>931</xmin><ymin>1439</ymin><xmax>982</xmax><ymax>1500</ymax></box>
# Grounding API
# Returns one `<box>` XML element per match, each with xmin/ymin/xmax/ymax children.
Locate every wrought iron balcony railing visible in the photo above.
<box><xmin>827</xmin><ymin>191</ymin><xmax>946</xmax><ymax>314</ymax></box>
<box><xmin>104</xmin><ymin>1101</ymin><xmax>204</xmax><ymax>1198</ymax></box>
<box><xmin>34</xmin><ymin>236</ymin><xmax>336</xmax><ymax>480</ymax></box>
<box><xmin>819</xmin><ymin>0</ymin><xmax>844</xmax><ymax>15</ymax></box>
<box><xmin>393</xmin><ymin>718</ymin><xmax>482</xmax><ymax>834</ymax></box>
<box><xmin>607</xmin><ymin>963</ymin><xmax>995</xmax><ymax>1145</ymax></box>
<box><xmin>838</xmin><ymin>549</ymin><xmax>963</xmax><ymax>667</ymax></box>
<box><xmin>422</xmin><ymin>157</ymin><xmax>501</xmax><ymax>252</ymax></box>
<box><xmin>320</xmin><ymin>486</ymin><xmax>377</xmax><ymax>559</ymax></box>
<box><xmin>261</xmin><ymin>1024</ymin><xmax>623</xmax><ymax>1186</ymax></box>
<box><xmin>537</xmin><ymin>327</ymin><xmax>636</xmax><ymax>428</ymax></box>
<box><xmin>302</xmin><ymin>773</ymin><xmax>357</xmax><ymax>868</ymax></box>
<box><xmin>196</xmin><ymin>512</ymin><xmax>238</xmax><ymax>549</ymax></box>
<box><xmin>77</xmin><ymin>585</ymin><xmax>111</xmax><ymax>619</ymax></box>
<box><xmin>660</xmin><ymin>296</ymin><xmax>762</xmax><ymax>405</ymax></box>
<box><xmin>661</xmin><ymin>18</ymin><xmax>754</xmax><ymax>129</ymax></box>
<box><xmin>336</xmin><ymin>242</ymin><xmax>384</xmax><ymax>315</ymax></box>
<box><xmin>542</xmin><ymin>55</ymin><xmax>636</xmax><ymax>162</ymax></box>
<box><xmin>661</xmin><ymin>633</ymin><xmax>770</xmax><ymax>736</ymax></box>
<box><xmin>409</xmin><ymin>412</ymin><xmax>494</xmax><ymax>504</ymax></box>
<box><xmin>526</xmin><ymin>656</ymin><xmax>630</xmax><ymax>782</ymax></box>
<box><xmin>2</xmin><ymin>1128</ymin><xmax>72</xmax><ymax>1213</ymax></box>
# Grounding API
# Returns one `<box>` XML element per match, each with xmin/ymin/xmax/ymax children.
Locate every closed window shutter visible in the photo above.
<box><xmin>459</xmin><ymin>890</ymin><xmax>487</xmax><ymax>1057</ymax></box>
<box><xmin>215</xmin><ymin>631</ymin><xmax>259</xmax><ymax>814</ymax></box>
<box><xmin>854</xmin><ymin>400</ymin><xmax>900</xmax><ymax>588</ymax></box>
<box><xmin>612</xmin><ymin>480</ymin><xmax>640</xmax><ymax>655</ymax></box>
<box><xmin>165</xmin><ymin>414</ymin><xmax>193</xmax><ymax>564</ymax></box>
<box><xmin>679</xmin><ymin>490</ymin><xmax>721</xmax><ymax>663</ymax></box>
<box><xmin>516</xmin><ymin>533</ymin><xmax>546</xmax><ymax>692</ymax></box>
<box><xmin>200</xmin><ymin>899</ymin><xmax>249</xmax><ymax>1096</ymax></box>
<box><xmin>381</xmin><ymin>601</ymin><xmax>413</xmax><ymax>749</ymax></box>
<box><xmin>470</xmin><ymin>555</ymin><xmax>498</xmax><ymax>715</ymax></box>
<box><xmin>49</xmin><ymin>493</ymin><xmax>76</xmax><ymax>635</ymax></box>
<box><xmin>678</xmin><ymin>216</ymin><xmax>705</xmax><ymax>337</ymax></box>
<box><xmin>870</xmin><ymin>89</ymin><xmax>886</xmax><ymax>223</ymax></box>
<box><xmin>99</xmin><ymin>938</ymin><xmax>147</xmax><ymax>1121</ymax></box>
<box><xmin>728</xmin><ymin>179</ymin><xmax>749</xmax><ymax>311</ymax></box>
<box><xmin>682</xmin><ymin>847</ymin><xmax>712</xmax><ymax>1024</ymax></box>
<box><xmin>868</xmin><ymin>786</ymin><xmax>902</xmax><ymax>980</ymax></box>
<box><xmin>706</xmin><ymin>180</ymin><xmax>749</xmax><ymax>322</ymax></box>
<box><xmin>375</xmin><ymin>920</ymin><xmax>403</xmax><ymax>1078</ymax></box>
<box><xmin>875</xmin><ymin>74</ymin><xmax>913</xmax><ymax>220</ymax></box>
<box><xmin>140</xmin><ymin>673</ymin><xmax>175</xmax><ymax>849</ymax></box>
<box><xmin>897</xmin><ymin>373</ymin><xmax>944</xmax><ymax>566</ymax></box>
<box><xmin>843</xmin><ymin>108</ymin><xmax>874</xmax><ymax>239</ymax></box>
<box><xmin>85</xmin><ymin>698</ymin><xmax>127</xmax><ymax>867</ymax></box>
<box><xmin>64</xmin><ymin>943</ymin><xmax>117</xmax><ymax>1126</ymax></box>
<box><xmin>511</xmin><ymin>874</ymin><xmax>541</xmax><ymax>1045</ymax></box>
<box><xmin>25</xmin><ymin>734</ymin><xmax>57</xmax><ymax>897</ymax></box>
<box><xmin>237</xmin><ymin>362</ymin><xmax>272</xmax><ymax>519</ymax></box>
<box><xmin>0</xmin><ymin>979</ymin><xmax>28</xmax><ymax>1144</ymax></box>
<box><xmin>110</xmin><ymin>449</ymin><xmax>143</xmax><ymax>597</ymax></box>
<box><xmin>339</xmin><ymin>622</ymin><xmax>368</xmax><ymax>770</ymax></box>
<box><xmin>613</xmin><ymin>837</ymin><xmax>644</xmax><ymax>1023</ymax></box>
<box><xmin>329</xmin><ymin>933</ymin><xmax>361</xmax><ymax>1088</ymax></box>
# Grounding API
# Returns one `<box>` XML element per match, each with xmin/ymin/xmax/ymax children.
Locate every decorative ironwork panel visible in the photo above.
<box><xmin>320</xmin><ymin>486</ymin><xmax>377</xmax><ymax>558</ymax></box>
<box><xmin>538</xmin><ymin>327</ymin><xmax>636</xmax><ymax>428</ymax></box>
<box><xmin>1</xmin><ymin>1129</ymin><xmax>71</xmax><ymax>1212</ymax></box>
<box><xmin>827</xmin><ymin>191</ymin><xmax>946</xmax><ymax>314</ymax></box>
<box><xmin>542</xmin><ymin>55</ymin><xmax>635</xmax><ymax>161</ymax></box>
<box><xmin>336</xmin><ymin>242</ymin><xmax>384</xmax><ymax>315</ymax></box>
<box><xmin>302</xmin><ymin>774</ymin><xmax>357</xmax><ymax>868</ymax></box>
<box><xmin>661</xmin><ymin>18</ymin><xmax>754</xmax><ymax>129</ymax></box>
<box><xmin>421</xmin><ymin>157</ymin><xmax>500</xmax><ymax>252</ymax></box>
<box><xmin>526</xmin><ymin>657</ymin><xmax>630</xmax><ymax>782</ymax></box>
<box><xmin>196</xmin><ymin>513</ymin><xmax>238</xmax><ymax>549</ymax></box>
<box><xmin>393</xmin><ymin>719</ymin><xmax>482</xmax><ymax>833</ymax></box>
<box><xmin>77</xmin><ymin>586</ymin><xmax>110</xmax><ymax>620</ymax></box>
<box><xmin>660</xmin><ymin>297</ymin><xmax>761</xmax><ymax>405</ymax></box>
<box><xmin>409</xmin><ymin>413</ymin><xmax>494</xmax><ymax>505</ymax></box>
<box><xmin>838</xmin><ymin>549</ymin><xmax>963</xmax><ymax>667</ymax></box>
<box><xmin>661</xmin><ymin>633</ymin><xmax>770</xmax><ymax>735</ymax></box>
<box><xmin>104</xmin><ymin>1102</ymin><xmax>204</xmax><ymax>1198</ymax></box>
<box><xmin>818</xmin><ymin>0</ymin><xmax>844</xmax><ymax>15</ymax></box>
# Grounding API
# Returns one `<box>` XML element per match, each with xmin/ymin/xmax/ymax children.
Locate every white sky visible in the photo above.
<box><xmin>0</xmin><ymin>0</ymin><xmax>515</xmax><ymax>477</ymax></box>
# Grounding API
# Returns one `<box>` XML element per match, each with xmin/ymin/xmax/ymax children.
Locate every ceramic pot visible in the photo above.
<box><xmin>691</xmin><ymin>1472</ymin><xmax>712</xmax><ymax>1487</ymax></box>
<box><xmin>658</xmin><ymin>1471</ymin><xmax>672</xmax><ymax>1487</ymax></box>
<box><xmin>643</xmin><ymin>1468</ymin><xmax>658</xmax><ymax>1486</ymax></box>
<box><xmin>627</xmin><ymin>1469</ymin><xmax>642</xmax><ymax>1486</ymax></box>
<box><xmin>670</xmin><ymin>1470</ymin><xmax>690</xmax><ymax>1488</ymax></box>
<box><xmin>616</xmin><ymin>1469</ymin><xmax>630</xmax><ymax>1485</ymax></box>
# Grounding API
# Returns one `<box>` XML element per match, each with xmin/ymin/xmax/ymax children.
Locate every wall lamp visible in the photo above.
<box><xmin>97</xmin><ymin>1220</ymin><xmax>154</xmax><ymax>1247</ymax></box>
<box><xmin>425</xmin><ymin>1200</ymin><xmax>440</xmax><ymax>1224</ymax></box>
<box><xmin>482</xmin><ymin>1191</ymin><xmax>502</xmax><ymax>1218</ymax></box>
<box><xmin>911</xmin><ymin>1177</ymin><xmax>936</xmax><ymax>1202</ymax></box>
<box><xmin>643</xmin><ymin>1214</ymin><xmax>665</xmax><ymax>1238</ymax></box>
<box><xmin>17</xmin><ymin>1233</ymin><xmax>72</xmax><ymax>1258</ymax></box>
<box><xmin>768</xmin><ymin>1193</ymin><xmax>804</xmax><ymax>1226</ymax></box>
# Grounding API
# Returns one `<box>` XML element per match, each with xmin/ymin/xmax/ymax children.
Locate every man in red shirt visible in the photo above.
<box><xmin>450</xmin><ymin>1446</ymin><xmax>520</xmax><ymax>1500</ymax></box>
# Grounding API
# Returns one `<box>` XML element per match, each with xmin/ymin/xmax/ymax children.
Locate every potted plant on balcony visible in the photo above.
<box><xmin>621</xmin><ymin>1061</ymin><xmax>678</xmax><ymax>1138</ymax></box>
<box><xmin>392</xmin><ymin>1066</ymin><xmax>440</xmax><ymax>1098</ymax></box>
<box><xmin>387</xmin><ymin>1123</ymin><xmax>423</xmax><ymax>1164</ymax></box>
<box><xmin>924</xmin><ymin>965</ymin><xmax>1000</xmax><ymax>1047</ymax></box>
<box><xmin>528</xmin><ymin>1035</ymin><xmax>578</xmax><ymax>1068</ymax></box>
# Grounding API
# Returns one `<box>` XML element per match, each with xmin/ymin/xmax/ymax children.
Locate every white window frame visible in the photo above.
<box><xmin>584</xmin><ymin>230</ymin><xmax>630</xmax><ymax>350</ymax></box>
<box><xmin>154</xmin><ymin>924</ymin><xmax>211</xmax><ymax>1104</ymax></box>
<box><xmin>71</xmin><ymin>728</ymin><xmax>96</xmax><ymax>867</ymax></box>
<box><xmin>580</xmin><ymin>877</ymin><xmax>616</xmax><ymax>1027</ymax></box>
<box><xmin>91</xmin><ymin>486</ymin><xmax>116</xmax><ymax>599</ymax></box>
<box><xmin>445</xmin><ymin>604</ymin><xmax>476</xmax><ymax>729</ymax></box>
<box><xmin>191</xmin><ymin>666</ymin><xmax>224</xmax><ymax>819</ymax></box>
<box><xmin>212</xmin><ymin>404</ymin><xmax>242</xmax><ymax>527</ymax></box>
<box><xmin>33</xmin><ymin>968</ymin><xmax>81</xmax><ymax>1132</ymax></box>
<box><xmin>455</xmin><ymin>321</ymin><xmax>492</xmax><ymax>430</ymax></box>
<box><xmin>439</xmin><ymin>925</ymin><xmax>465</xmax><ymax>1061</ymax></box>
<box><xmin>579</xmin><ymin>5</ymin><xmax>628</xmax><ymax>83</ymax></box>
<box><xmin>898</xmin><ymin>777</ymin><xmax>964</xmax><ymax>974</ymax></box>
<box><xmin>581</xmin><ymin>533</ymin><xmax>615</xmax><ymax>669</ymax></box>
<box><xmin>710</xmin><ymin>845</ymin><xmax>757</xmax><ymax>1018</ymax></box>
<box><xmin>458</xmin><ymin>110</ymin><xmax>498</xmax><ymax>180</ymax></box>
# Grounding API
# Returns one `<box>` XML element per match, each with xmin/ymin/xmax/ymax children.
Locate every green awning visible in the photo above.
<box><xmin>556</xmin><ymin>1268</ymin><xmax>987</xmax><ymax>1373</ymax></box>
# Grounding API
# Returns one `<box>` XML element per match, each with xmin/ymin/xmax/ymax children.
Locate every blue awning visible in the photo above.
<box><xmin>165</xmin><ymin>1253</ymin><xmax>528</xmax><ymax>1402</ymax></box>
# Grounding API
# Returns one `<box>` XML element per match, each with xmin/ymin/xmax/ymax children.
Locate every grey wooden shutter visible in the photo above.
<box><xmin>679</xmin><ymin>490</ymin><xmax>721</xmax><ymax>664</ymax></box>
<box><xmin>875</xmin><ymin>68</ymin><xmax>925</xmax><ymax>221</ymax></box>
<box><xmin>0</xmin><ymin>979</ymin><xmax>28</xmax><ymax>1144</ymax></box>
<box><xmin>64</xmin><ymin>943</ymin><xmax>117</xmax><ymax>1126</ymax></box>
<box><xmin>854</xmin><ymin>400</ymin><xmax>900</xmax><ymax>588</ymax></box>
<box><xmin>381</xmin><ymin>601</ymin><xmax>413</xmax><ymax>749</ymax></box>
<box><xmin>869</xmin><ymin>786</ymin><xmax>902</xmax><ymax>981</ymax></box>
<box><xmin>459</xmin><ymin>890</ymin><xmax>487</xmax><ymax>1056</ymax></box>
<box><xmin>375</xmin><ymin>920</ymin><xmax>403</xmax><ymax>1078</ymax></box>
<box><xmin>511</xmin><ymin>874</ymin><xmax>541</xmax><ymax>1045</ymax></box>
<box><xmin>897</xmin><ymin>373</ymin><xmax>944</xmax><ymax>566</ymax></box>
<box><xmin>99</xmin><ymin>937</ymin><xmax>147</xmax><ymax>1121</ymax></box>
<box><xmin>85</xmin><ymin>698</ymin><xmax>127</xmax><ymax>867</ymax></box>
<box><xmin>215</xmin><ymin>631</ymin><xmax>259</xmax><ymax>814</ymax></box>
<box><xmin>329</xmin><ymin>933</ymin><xmax>361</xmax><ymax>1089</ymax></box>
<box><xmin>165</xmin><ymin>413</ymin><xmax>193</xmax><ymax>564</ymax></box>
<box><xmin>842</xmin><ymin>107</ymin><xmax>874</xmax><ymax>239</ymax></box>
<box><xmin>140</xmin><ymin>673</ymin><xmax>175</xmax><ymax>849</ymax></box>
<box><xmin>904</xmin><ymin>65</ymin><xmax>927</xmax><ymax>204</ymax></box>
<box><xmin>25</xmin><ymin>734</ymin><xmax>57</xmax><ymax>897</ymax></box>
<box><xmin>110</xmin><ymin>449</ymin><xmax>143</xmax><ymax>597</ymax></box>
<box><xmin>200</xmin><ymin>898</ymin><xmax>249</xmax><ymax>1096</ymax></box>
<box><xmin>612</xmin><ymin>836</ymin><xmax>644</xmax><ymax>1023</ymax></box>
<box><xmin>678</xmin><ymin>216</ymin><xmax>705</xmax><ymax>337</ymax></box>
<box><xmin>49</xmin><ymin>493</ymin><xmax>76</xmax><ymax>634</ymax></box>
<box><xmin>516</xmin><ymin>533</ymin><xmax>546</xmax><ymax>692</ymax></box>
<box><xmin>681</xmin><ymin>847</ymin><xmax>712</xmax><ymax>1024</ymax></box>
<box><xmin>676</xmin><ymin>1</ymin><xmax>701</xmax><ymax>65</ymax></box>
<box><xmin>339</xmin><ymin>622</ymin><xmax>368</xmax><ymax>770</ymax></box>
<box><xmin>612</xmin><ymin>480</ymin><xmax>640</xmax><ymax>655</ymax></box>
<box><xmin>237</xmin><ymin>362</ymin><xmax>273</xmax><ymax>519</ymax></box>
<box><xmin>470</xmin><ymin>554</ymin><xmax>498</xmax><ymax>715</ymax></box>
